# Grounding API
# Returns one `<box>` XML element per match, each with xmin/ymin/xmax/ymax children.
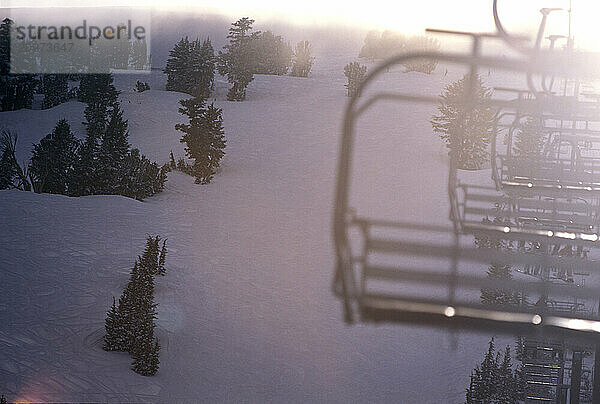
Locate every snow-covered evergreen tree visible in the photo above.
<box><xmin>140</xmin><ymin>235</ymin><xmax>161</xmax><ymax>275</ymax></box>
<box><xmin>97</xmin><ymin>104</ymin><xmax>130</xmax><ymax>194</ymax></box>
<box><xmin>131</xmin><ymin>332</ymin><xmax>160</xmax><ymax>376</ymax></box>
<box><xmin>70</xmin><ymin>74</ymin><xmax>120</xmax><ymax>196</ymax></box>
<box><xmin>157</xmin><ymin>239</ymin><xmax>167</xmax><ymax>276</ymax></box>
<box><xmin>103</xmin><ymin>297</ymin><xmax>127</xmax><ymax>351</ymax></box>
<box><xmin>0</xmin><ymin>394</ymin><xmax>6</xmax><ymax>404</ymax></box>
<box><xmin>29</xmin><ymin>119</ymin><xmax>79</xmax><ymax>194</ymax></box>
<box><xmin>467</xmin><ymin>338</ymin><xmax>499</xmax><ymax>402</ymax></box>
<box><xmin>431</xmin><ymin>74</ymin><xmax>496</xmax><ymax>170</ymax></box>
<box><xmin>165</xmin><ymin>37</ymin><xmax>215</xmax><ymax>98</ymax></box>
<box><xmin>217</xmin><ymin>18</ymin><xmax>259</xmax><ymax>101</ymax></box>
<box><xmin>195</xmin><ymin>38</ymin><xmax>215</xmax><ymax>99</ymax></box>
<box><xmin>0</xmin><ymin>19</ymin><xmax>37</xmax><ymax>111</ymax></box>
<box><xmin>290</xmin><ymin>40</ymin><xmax>314</xmax><ymax>78</ymax></box>
<box><xmin>41</xmin><ymin>74</ymin><xmax>70</xmax><ymax>109</ymax></box>
<box><xmin>115</xmin><ymin>148</ymin><xmax>167</xmax><ymax>200</ymax></box>
<box><xmin>344</xmin><ymin>62</ymin><xmax>367</xmax><ymax>97</ymax></box>
<box><xmin>164</xmin><ymin>37</ymin><xmax>193</xmax><ymax>94</ymax></box>
<box><xmin>176</xmin><ymin>97</ymin><xmax>226</xmax><ymax>184</ymax></box>
<box><xmin>0</xmin><ymin>130</ymin><xmax>30</xmax><ymax>191</ymax></box>
<box><xmin>252</xmin><ymin>31</ymin><xmax>293</xmax><ymax>75</ymax></box>
<box><xmin>465</xmin><ymin>338</ymin><xmax>522</xmax><ymax>403</ymax></box>
<box><xmin>496</xmin><ymin>346</ymin><xmax>517</xmax><ymax>403</ymax></box>
<box><xmin>513</xmin><ymin>116</ymin><xmax>546</xmax><ymax>160</ymax></box>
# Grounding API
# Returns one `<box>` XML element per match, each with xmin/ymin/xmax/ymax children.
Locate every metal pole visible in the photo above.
<box><xmin>570</xmin><ymin>351</ymin><xmax>582</xmax><ymax>404</ymax></box>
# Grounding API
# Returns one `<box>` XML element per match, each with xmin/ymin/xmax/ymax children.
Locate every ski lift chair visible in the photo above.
<box><xmin>332</xmin><ymin>26</ymin><xmax>600</xmax><ymax>343</ymax></box>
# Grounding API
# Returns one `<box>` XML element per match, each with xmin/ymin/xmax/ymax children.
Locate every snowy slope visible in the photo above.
<box><xmin>1</xmin><ymin>55</ymin><xmax>520</xmax><ymax>403</ymax></box>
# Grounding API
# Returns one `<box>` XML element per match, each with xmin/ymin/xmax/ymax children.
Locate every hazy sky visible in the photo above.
<box><xmin>4</xmin><ymin>0</ymin><xmax>600</xmax><ymax>49</ymax></box>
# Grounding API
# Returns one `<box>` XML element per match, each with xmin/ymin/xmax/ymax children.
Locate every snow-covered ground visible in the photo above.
<box><xmin>2</xmin><ymin>52</ymin><xmax>526</xmax><ymax>403</ymax></box>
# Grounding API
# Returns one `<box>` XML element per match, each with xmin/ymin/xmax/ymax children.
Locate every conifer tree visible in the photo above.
<box><xmin>466</xmin><ymin>338</ymin><xmax>523</xmax><ymax>403</ymax></box>
<box><xmin>467</xmin><ymin>338</ymin><xmax>499</xmax><ymax>402</ymax></box>
<box><xmin>41</xmin><ymin>74</ymin><xmax>70</xmax><ymax>109</ymax></box>
<box><xmin>431</xmin><ymin>74</ymin><xmax>496</xmax><ymax>170</ymax></box>
<box><xmin>157</xmin><ymin>239</ymin><xmax>167</xmax><ymax>276</ymax></box>
<box><xmin>343</xmin><ymin>62</ymin><xmax>367</xmax><ymax>97</ymax></box>
<box><xmin>195</xmin><ymin>38</ymin><xmax>215</xmax><ymax>99</ymax></box>
<box><xmin>29</xmin><ymin>119</ymin><xmax>79</xmax><ymax>194</ymax></box>
<box><xmin>176</xmin><ymin>97</ymin><xmax>226</xmax><ymax>184</ymax></box>
<box><xmin>513</xmin><ymin>116</ymin><xmax>546</xmax><ymax>160</ymax></box>
<box><xmin>252</xmin><ymin>31</ymin><xmax>293</xmax><ymax>75</ymax></box>
<box><xmin>0</xmin><ymin>130</ymin><xmax>30</xmax><ymax>190</ymax></box>
<box><xmin>217</xmin><ymin>18</ymin><xmax>259</xmax><ymax>101</ymax></box>
<box><xmin>70</xmin><ymin>74</ymin><xmax>119</xmax><ymax>196</ymax></box>
<box><xmin>97</xmin><ymin>104</ymin><xmax>130</xmax><ymax>194</ymax></box>
<box><xmin>132</xmin><ymin>333</ymin><xmax>160</xmax><ymax>376</ymax></box>
<box><xmin>164</xmin><ymin>37</ymin><xmax>193</xmax><ymax>94</ymax></box>
<box><xmin>290</xmin><ymin>40</ymin><xmax>314</xmax><ymax>78</ymax></box>
<box><xmin>115</xmin><ymin>148</ymin><xmax>167</xmax><ymax>200</ymax></box>
<box><xmin>103</xmin><ymin>296</ymin><xmax>127</xmax><ymax>351</ymax></box>
<box><xmin>0</xmin><ymin>394</ymin><xmax>6</xmax><ymax>404</ymax></box>
<box><xmin>0</xmin><ymin>19</ymin><xmax>37</xmax><ymax>111</ymax></box>
<box><xmin>140</xmin><ymin>235</ymin><xmax>160</xmax><ymax>275</ymax></box>
<box><xmin>496</xmin><ymin>346</ymin><xmax>517</xmax><ymax>403</ymax></box>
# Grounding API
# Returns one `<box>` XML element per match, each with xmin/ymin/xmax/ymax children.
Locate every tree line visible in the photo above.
<box><xmin>359</xmin><ymin>29</ymin><xmax>440</xmax><ymax>74</ymax></box>
<box><xmin>164</xmin><ymin>17</ymin><xmax>314</xmax><ymax>102</ymax></box>
<box><xmin>0</xmin><ymin>72</ymin><xmax>167</xmax><ymax>200</ymax></box>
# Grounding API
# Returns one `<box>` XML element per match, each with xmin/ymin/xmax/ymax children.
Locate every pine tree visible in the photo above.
<box><xmin>0</xmin><ymin>18</ymin><xmax>11</xmax><ymax>75</ymax></box>
<box><xmin>103</xmin><ymin>296</ymin><xmax>127</xmax><ymax>351</ymax></box>
<box><xmin>496</xmin><ymin>346</ymin><xmax>517</xmax><ymax>403</ymax></box>
<box><xmin>140</xmin><ymin>235</ymin><xmax>160</xmax><ymax>275</ymax></box>
<box><xmin>195</xmin><ymin>38</ymin><xmax>215</xmax><ymax>98</ymax></box>
<box><xmin>132</xmin><ymin>333</ymin><xmax>160</xmax><ymax>376</ymax></box>
<box><xmin>0</xmin><ymin>19</ymin><xmax>37</xmax><ymax>111</ymax></box>
<box><xmin>70</xmin><ymin>74</ymin><xmax>119</xmax><ymax>196</ymax></box>
<box><xmin>176</xmin><ymin>97</ymin><xmax>226</xmax><ymax>184</ymax></box>
<box><xmin>78</xmin><ymin>74</ymin><xmax>119</xmax><ymax>110</ymax></box>
<box><xmin>41</xmin><ymin>74</ymin><xmax>70</xmax><ymax>109</ymax></box>
<box><xmin>513</xmin><ymin>116</ymin><xmax>546</xmax><ymax>160</ymax></box>
<box><xmin>0</xmin><ymin>394</ymin><xmax>6</xmax><ymax>404</ymax></box>
<box><xmin>431</xmin><ymin>74</ymin><xmax>496</xmax><ymax>170</ymax></box>
<box><xmin>467</xmin><ymin>338</ymin><xmax>499</xmax><ymax>403</ymax></box>
<box><xmin>115</xmin><ymin>148</ymin><xmax>167</xmax><ymax>200</ymax></box>
<box><xmin>344</xmin><ymin>62</ymin><xmax>367</xmax><ymax>97</ymax></box>
<box><xmin>157</xmin><ymin>239</ymin><xmax>167</xmax><ymax>276</ymax></box>
<box><xmin>480</xmin><ymin>263</ymin><xmax>520</xmax><ymax>307</ymax></box>
<box><xmin>465</xmin><ymin>338</ymin><xmax>523</xmax><ymax>404</ymax></box>
<box><xmin>164</xmin><ymin>37</ymin><xmax>193</xmax><ymax>94</ymax></box>
<box><xmin>252</xmin><ymin>31</ymin><xmax>293</xmax><ymax>75</ymax></box>
<box><xmin>290</xmin><ymin>40</ymin><xmax>314</xmax><ymax>78</ymax></box>
<box><xmin>97</xmin><ymin>104</ymin><xmax>130</xmax><ymax>194</ymax></box>
<box><xmin>217</xmin><ymin>18</ymin><xmax>259</xmax><ymax>101</ymax></box>
<box><xmin>29</xmin><ymin>119</ymin><xmax>79</xmax><ymax>194</ymax></box>
<box><xmin>0</xmin><ymin>130</ymin><xmax>30</xmax><ymax>191</ymax></box>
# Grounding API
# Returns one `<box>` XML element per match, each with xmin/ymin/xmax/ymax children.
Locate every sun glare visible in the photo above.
<box><xmin>4</xmin><ymin>0</ymin><xmax>600</xmax><ymax>49</ymax></box>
